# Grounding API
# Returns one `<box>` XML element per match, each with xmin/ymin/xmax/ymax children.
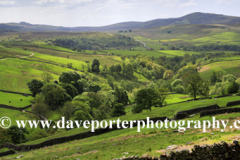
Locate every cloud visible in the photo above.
<box><xmin>180</xmin><ymin>0</ymin><xmax>197</xmax><ymax>7</ymax></box>
<box><xmin>0</xmin><ymin>0</ymin><xmax>106</xmax><ymax>8</ymax></box>
<box><xmin>215</xmin><ymin>0</ymin><xmax>240</xmax><ymax>3</ymax></box>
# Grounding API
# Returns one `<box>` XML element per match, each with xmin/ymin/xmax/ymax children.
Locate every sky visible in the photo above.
<box><xmin>0</xmin><ymin>0</ymin><xmax>240</xmax><ymax>27</ymax></box>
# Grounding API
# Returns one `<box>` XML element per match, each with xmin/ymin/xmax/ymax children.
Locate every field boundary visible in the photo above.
<box><xmin>0</xmin><ymin>104</ymin><xmax>32</xmax><ymax>111</ymax></box>
<box><xmin>200</xmin><ymin>107</ymin><xmax>240</xmax><ymax>117</ymax></box>
<box><xmin>0</xmin><ymin>116</ymin><xmax>168</xmax><ymax>155</ymax></box>
<box><xmin>0</xmin><ymin>90</ymin><xmax>31</xmax><ymax>96</ymax></box>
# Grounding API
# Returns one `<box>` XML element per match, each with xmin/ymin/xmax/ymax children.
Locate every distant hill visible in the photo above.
<box><xmin>1</xmin><ymin>12</ymin><xmax>240</xmax><ymax>32</ymax></box>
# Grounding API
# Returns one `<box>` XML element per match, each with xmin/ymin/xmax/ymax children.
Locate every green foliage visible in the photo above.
<box><xmin>88</xmin><ymin>82</ymin><xmax>101</xmax><ymax>93</ymax></box>
<box><xmin>41</xmin><ymin>72</ymin><xmax>53</xmax><ymax>84</ymax></box>
<box><xmin>114</xmin><ymin>85</ymin><xmax>129</xmax><ymax>106</ymax></box>
<box><xmin>0</xmin><ymin>128</ymin><xmax>11</xmax><ymax>145</ymax></box>
<box><xmin>33</xmin><ymin>103</ymin><xmax>50</xmax><ymax>118</ymax></box>
<box><xmin>107</xmin><ymin>75</ymin><xmax>114</xmax><ymax>89</ymax></box>
<box><xmin>223</xmin><ymin>74</ymin><xmax>237</xmax><ymax>83</ymax></box>
<box><xmin>93</xmin><ymin>104</ymin><xmax>112</xmax><ymax>120</ymax></box>
<box><xmin>27</xmin><ymin>79</ymin><xmax>44</xmax><ymax>97</ymax></box>
<box><xmin>155</xmin><ymin>87</ymin><xmax>169</xmax><ymax>107</ymax></box>
<box><xmin>60</xmin><ymin>83</ymin><xmax>78</xmax><ymax>99</ymax></box>
<box><xmin>210</xmin><ymin>71</ymin><xmax>218</xmax><ymax>84</ymax></box>
<box><xmin>135</xmin><ymin>88</ymin><xmax>157</xmax><ymax>112</ymax></box>
<box><xmin>40</xmin><ymin>83</ymin><xmax>72</xmax><ymax>110</ymax></box>
<box><xmin>227</xmin><ymin>81</ymin><xmax>239</xmax><ymax>94</ymax></box>
<box><xmin>86</xmin><ymin>92</ymin><xmax>102</xmax><ymax>109</ymax></box>
<box><xmin>174</xmin><ymin>64</ymin><xmax>198</xmax><ymax>79</ymax></box>
<box><xmin>171</xmin><ymin>79</ymin><xmax>184</xmax><ymax>93</ymax></box>
<box><xmin>184</xmin><ymin>73</ymin><xmax>209</xmax><ymax>99</ymax></box>
<box><xmin>171</xmin><ymin>79</ymin><xmax>183</xmax><ymax>88</ymax></box>
<box><xmin>29</xmin><ymin>130</ymin><xmax>49</xmax><ymax>141</ymax></box>
<box><xmin>52</xmin><ymin>34</ymin><xmax>139</xmax><ymax>50</ymax></box>
<box><xmin>91</xmin><ymin>59</ymin><xmax>100</xmax><ymax>72</ymax></box>
<box><xmin>74</xmin><ymin>110</ymin><xmax>92</xmax><ymax>121</ymax></box>
<box><xmin>7</xmin><ymin>126</ymin><xmax>29</xmax><ymax>144</ymax></box>
<box><xmin>111</xmin><ymin>103</ymin><xmax>126</xmax><ymax>117</ymax></box>
<box><xmin>62</xmin><ymin>101</ymin><xmax>77</xmax><ymax>120</ymax></box>
<box><xmin>173</xmin><ymin>85</ymin><xmax>185</xmax><ymax>94</ymax></box>
<box><xmin>59</xmin><ymin>71</ymin><xmax>81</xmax><ymax>93</ymax></box>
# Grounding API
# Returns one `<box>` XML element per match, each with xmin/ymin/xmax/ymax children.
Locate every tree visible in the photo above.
<box><xmin>210</xmin><ymin>71</ymin><xmax>218</xmax><ymax>84</ymax></box>
<box><xmin>223</xmin><ymin>74</ymin><xmax>236</xmax><ymax>83</ymax></box>
<box><xmin>40</xmin><ymin>83</ymin><xmax>72</xmax><ymax>110</ymax></box>
<box><xmin>115</xmin><ymin>64</ymin><xmax>122</xmax><ymax>73</ymax></box>
<box><xmin>60</xmin><ymin>83</ymin><xmax>78</xmax><ymax>99</ymax></box>
<box><xmin>171</xmin><ymin>79</ymin><xmax>183</xmax><ymax>88</ymax></box>
<box><xmin>215</xmin><ymin>69</ymin><xmax>225</xmax><ymax>80</ymax></box>
<box><xmin>107</xmin><ymin>75</ymin><xmax>114</xmax><ymax>89</ymax></box>
<box><xmin>32</xmin><ymin>103</ymin><xmax>50</xmax><ymax>118</ymax></box>
<box><xmin>74</xmin><ymin>110</ymin><xmax>92</xmax><ymax>121</ymax></box>
<box><xmin>156</xmin><ymin>87</ymin><xmax>168</xmax><ymax>107</ymax></box>
<box><xmin>27</xmin><ymin>79</ymin><xmax>44</xmax><ymax>97</ymax></box>
<box><xmin>7</xmin><ymin>126</ymin><xmax>29</xmax><ymax>144</ymax></box>
<box><xmin>135</xmin><ymin>88</ymin><xmax>157</xmax><ymax>112</ymax></box>
<box><xmin>228</xmin><ymin>81</ymin><xmax>239</xmax><ymax>94</ymax></box>
<box><xmin>59</xmin><ymin>71</ymin><xmax>81</xmax><ymax>93</ymax></box>
<box><xmin>184</xmin><ymin>74</ymin><xmax>209</xmax><ymax>99</ymax></box>
<box><xmin>93</xmin><ymin>104</ymin><xmax>111</xmax><ymax>120</ymax></box>
<box><xmin>111</xmin><ymin>103</ymin><xmax>126</xmax><ymax>117</ymax></box>
<box><xmin>121</xmin><ymin>55</ymin><xmax>126</xmax><ymax>61</ymax></box>
<box><xmin>88</xmin><ymin>82</ymin><xmax>101</xmax><ymax>93</ymax></box>
<box><xmin>41</xmin><ymin>72</ymin><xmax>53</xmax><ymax>84</ymax></box>
<box><xmin>126</xmin><ymin>64</ymin><xmax>134</xmax><ymax>77</ymax></box>
<box><xmin>163</xmin><ymin>70</ymin><xmax>174</xmax><ymax>80</ymax></box>
<box><xmin>62</xmin><ymin>101</ymin><xmax>76</xmax><ymax>120</ymax></box>
<box><xmin>0</xmin><ymin>128</ymin><xmax>11</xmax><ymax>145</ymax></box>
<box><xmin>173</xmin><ymin>85</ymin><xmax>185</xmax><ymax>94</ymax></box>
<box><xmin>114</xmin><ymin>85</ymin><xmax>129</xmax><ymax>106</ymax></box>
<box><xmin>91</xmin><ymin>59</ymin><xmax>100</xmax><ymax>72</ymax></box>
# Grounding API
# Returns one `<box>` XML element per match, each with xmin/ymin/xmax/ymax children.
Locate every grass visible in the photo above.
<box><xmin>0</xmin><ymin>92</ymin><xmax>32</xmax><ymax>107</ymax></box>
<box><xmin>191</xmin><ymin>32</ymin><xmax>240</xmax><ymax>46</ymax></box>
<box><xmin>3</xmin><ymin>111</ymin><xmax>240</xmax><ymax>160</ymax></box>
<box><xmin>0</xmin><ymin>56</ymin><xmax>73</xmax><ymax>92</ymax></box>
<box><xmin>158</xmin><ymin>50</ymin><xmax>201</xmax><ymax>56</ymax></box>
<box><xmin>199</xmin><ymin>59</ymin><xmax>240</xmax><ymax>79</ymax></box>
<box><xmin>102</xmin><ymin>50</ymin><xmax>173</xmax><ymax>58</ymax></box>
<box><xmin>12</xmin><ymin>95</ymin><xmax>240</xmax><ymax>147</ymax></box>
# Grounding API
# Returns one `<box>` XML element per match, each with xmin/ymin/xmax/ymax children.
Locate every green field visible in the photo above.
<box><xmin>200</xmin><ymin>59</ymin><xmax>240</xmax><ymax>79</ymax></box>
<box><xmin>102</xmin><ymin>50</ymin><xmax>173</xmax><ymax>57</ymax></box>
<box><xmin>3</xmin><ymin>101</ymin><xmax>240</xmax><ymax>159</ymax></box>
<box><xmin>158</xmin><ymin>50</ymin><xmax>201</xmax><ymax>56</ymax></box>
<box><xmin>191</xmin><ymin>32</ymin><xmax>240</xmax><ymax>46</ymax></box>
<box><xmin>9</xmin><ymin>95</ymin><xmax>239</xmax><ymax>147</ymax></box>
<box><xmin>0</xmin><ymin>92</ymin><xmax>32</xmax><ymax>107</ymax></box>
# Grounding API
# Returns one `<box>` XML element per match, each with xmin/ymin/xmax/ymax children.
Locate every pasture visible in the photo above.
<box><xmin>102</xmin><ymin>50</ymin><xmax>173</xmax><ymax>57</ymax></box>
<box><xmin>158</xmin><ymin>50</ymin><xmax>201</xmax><ymax>56</ymax></box>
<box><xmin>3</xmin><ymin>97</ymin><xmax>240</xmax><ymax>159</ymax></box>
<box><xmin>199</xmin><ymin>59</ymin><xmax>240</xmax><ymax>79</ymax></box>
<box><xmin>0</xmin><ymin>92</ymin><xmax>32</xmax><ymax>107</ymax></box>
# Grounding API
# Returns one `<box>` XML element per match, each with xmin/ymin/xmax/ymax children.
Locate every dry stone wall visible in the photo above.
<box><xmin>0</xmin><ymin>116</ymin><xmax>169</xmax><ymax>155</ymax></box>
<box><xmin>200</xmin><ymin>107</ymin><xmax>240</xmax><ymax>117</ymax></box>
<box><xmin>175</xmin><ymin>104</ymin><xmax>220</xmax><ymax>119</ymax></box>
<box><xmin>113</xmin><ymin>141</ymin><xmax>240</xmax><ymax>160</ymax></box>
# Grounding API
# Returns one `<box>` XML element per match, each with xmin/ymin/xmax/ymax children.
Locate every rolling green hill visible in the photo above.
<box><xmin>1</xmin><ymin>12</ymin><xmax>240</xmax><ymax>32</ymax></box>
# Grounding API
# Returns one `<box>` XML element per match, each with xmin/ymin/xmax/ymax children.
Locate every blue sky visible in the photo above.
<box><xmin>0</xmin><ymin>0</ymin><xmax>240</xmax><ymax>27</ymax></box>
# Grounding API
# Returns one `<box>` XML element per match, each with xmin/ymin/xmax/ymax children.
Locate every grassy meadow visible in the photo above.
<box><xmin>1</xmin><ymin>25</ymin><xmax>240</xmax><ymax>160</ymax></box>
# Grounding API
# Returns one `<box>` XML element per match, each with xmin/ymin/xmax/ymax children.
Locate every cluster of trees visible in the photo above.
<box><xmin>108</xmin><ymin>62</ymin><xmax>134</xmax><ymax>78</ymax></box>
<box><xmin>52</xmin><ymin>34</ymin><xmax>139</xmax><ymax>50</ymax></box>
<box><xmin>188</xmin><ymin>44</ymin><xmax>240</xmax><ymax>52</ymax></box>
<box><xmin>211</xmin><ymin>74</ymin><xmax>240</xmax><ymax>95</ymax></box>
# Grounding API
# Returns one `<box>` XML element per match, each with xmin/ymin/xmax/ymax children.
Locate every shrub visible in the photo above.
<box><xmin>111</xmin><ymin>103</ymin><xmax>126</xmax><ymax>117</ymax></box>
<box><xmin>29</xmin><ymin>130</ymin><xmax>49</xmax><ymax>141</ymax></box>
